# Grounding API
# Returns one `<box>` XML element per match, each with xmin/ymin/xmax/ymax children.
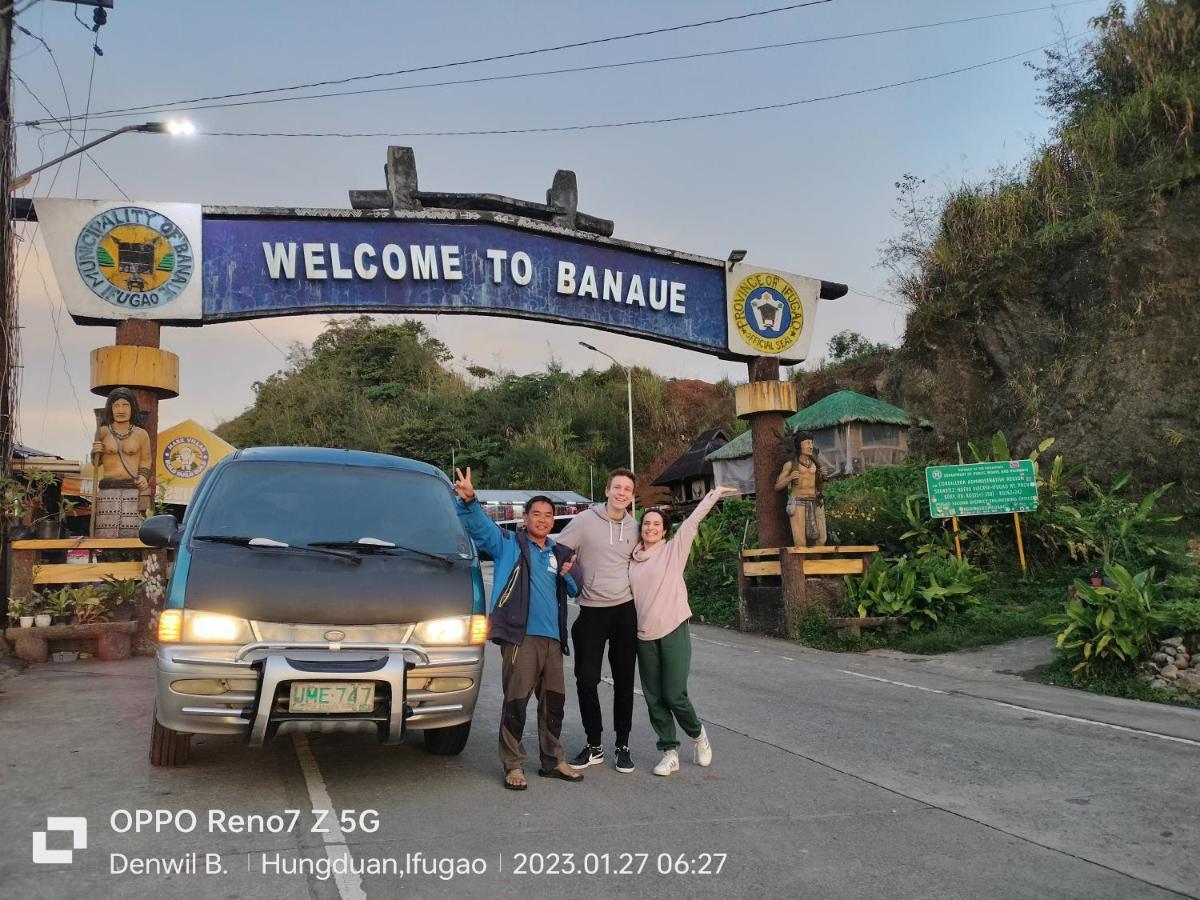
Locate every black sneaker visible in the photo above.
<box><xmin>569</xmin><ymin>744</ymin><xmax>604</xmax><ymax>770</ymax></box>
<box><xmin>614</xmin><ymin>745</ymin><xmax>634</xmax><ymax>774</ymax></box>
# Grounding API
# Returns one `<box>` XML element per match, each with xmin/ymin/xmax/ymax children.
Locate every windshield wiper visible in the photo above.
<box><xmin>194</xmin><ymin>535</ymin><xmax>361</xmax><ymax>565</ymax></box>
<box><xmin>307</xmin><ymin>538</ymin><xmax>456</xmax><ymax>567</ymax></box>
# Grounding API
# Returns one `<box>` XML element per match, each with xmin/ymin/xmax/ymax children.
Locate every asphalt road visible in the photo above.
<box><xmin>1</xmin><ymin>616</ymin><xmax>1198</xmax><ymax>900</ymax></box>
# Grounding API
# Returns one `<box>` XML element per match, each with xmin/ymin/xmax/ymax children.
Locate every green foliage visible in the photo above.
<box><xmin>824</xmin><ymin>461</ymin><xmax>927</xmax><ymax>550</ymax></box>
<box><xmin>1043</xmin><ymin>564</ymin><xmax>1159</xmax><ymax>675</ymax></box>
<box><xmin>216</xmin><ymin>317</ymin><xmax>738</xmax><ymax>495</ymax></box>
<box><xmin>7</xmin><ymin>596</ymin><xmax>32</xmax><ymax>620</ymax></box>
<box><xmin>1154</xmin><ymin>598</ymin><xmax>1200</xmax><ymax>635</ymax></box>
<box><xmin>684</xmin><ymin>498</ymin><xmax>755</xmax><ymax>625</ymax></box>
<box><xmin>1078</xmin><ymin>476</ymin><xmax>1180</xmax><ymax>568</ymax></box>
<box><xmin>825</xmin><ymin>331</ymin><xmax>892</xmax><ymax>366</ymax></box>
<box><xmin>39</xmin><ymin>587</ymin><xmax>75</xmax><ymax>618</ymax></box>
<box><xmin>100</xmin><ymin>577</ymin><xmax>138</xmax><ymax>610</ymax></box>
<box><xmin>844</xmin><ymin>554</ymin><xmax>987</xmax><ymax>631</ymax></box>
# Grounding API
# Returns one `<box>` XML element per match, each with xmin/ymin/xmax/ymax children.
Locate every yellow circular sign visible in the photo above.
<box><xmin>95</xmin><ymin>224</ymin><xmax>176</xmax><ymax>293</ymax></box>
<box><xmin>731</xmin><ymin>272</ymin><xmax>804</xmax><ymax>354</ymax></box>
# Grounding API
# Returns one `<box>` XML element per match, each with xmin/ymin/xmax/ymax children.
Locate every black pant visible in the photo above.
<box><xmin>571</xmin><ymin>601</ymin><xmax>638</xmax><ymax>747</ymax></box>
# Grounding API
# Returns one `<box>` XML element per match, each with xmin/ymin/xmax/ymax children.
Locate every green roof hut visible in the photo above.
<box><xmin>705</xmin><ymin>390</ymin><xmax>923</xmax><ymax>493</ymax></box>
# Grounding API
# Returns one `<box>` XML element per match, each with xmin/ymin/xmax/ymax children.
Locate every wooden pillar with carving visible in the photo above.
<box><xmin>90</xmin><ymin>320</ymin><xmax>179</xmax><ymax>506</ymax></box>
<box><xmin>736</xmin><ymin>357</ymin><xmax>796</xmax><ymax>548</ymax></box>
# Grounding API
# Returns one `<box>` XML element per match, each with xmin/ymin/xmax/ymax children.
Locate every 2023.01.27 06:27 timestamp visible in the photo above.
<box><xmin>511</xmin><ymin>852</ymin><xmax>728</xmax><ymax>876</ymax></box>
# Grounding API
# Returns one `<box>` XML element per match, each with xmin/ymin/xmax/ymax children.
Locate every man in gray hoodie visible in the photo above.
<box><xmin>557</xmin><ymin>468</ymin><xmax>639</xmax><ymax>773</ymax></box>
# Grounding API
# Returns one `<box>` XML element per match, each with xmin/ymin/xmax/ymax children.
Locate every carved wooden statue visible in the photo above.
<box><xmin>774</xmin><ymin>430</ymin><xmax>830</xmax><ymax>547</ymax></box>
<box><xmin>91</xmin><ymin>387</ymin><xmax>152</xmax><ymax>537</ymax></box>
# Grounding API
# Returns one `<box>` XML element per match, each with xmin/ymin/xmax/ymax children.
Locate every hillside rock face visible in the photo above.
<box><xmin>886</xmin><ymin>182</ymin><xmax>1200</xmax><ymax>496</ymax></box>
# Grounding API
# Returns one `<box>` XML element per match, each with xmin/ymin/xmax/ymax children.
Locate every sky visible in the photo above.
<box><xmin>10</xmin><ymin>0</ymin><xmax>1104</xmax><ymax>461</ymax></box>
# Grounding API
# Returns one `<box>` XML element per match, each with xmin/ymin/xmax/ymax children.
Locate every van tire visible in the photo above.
<box><xmin>150</xmin><ymin>715</ymin><xmax>191</xmax><ymax>767</ymax></box>
<box><xmin>422</xmin><ymin>721</ymin><xmax>471</xmax><ymax>756</ymax></box>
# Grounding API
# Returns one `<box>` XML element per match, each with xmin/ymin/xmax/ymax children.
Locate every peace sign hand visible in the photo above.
<box><xmin>453</xmin><ymin>466</ymin><xmax>476</xmax><ymax>503</ymax></box>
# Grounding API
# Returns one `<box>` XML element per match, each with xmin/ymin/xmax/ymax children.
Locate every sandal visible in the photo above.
<box><xmin>538</xmin><ymin>765</ymin><xmax>584</xmax><ymax>783</ymax></box>
<box><xmin>504</xmin><ymin>769</ymin><xmax>528</xmax><ymax>791</ymax></box>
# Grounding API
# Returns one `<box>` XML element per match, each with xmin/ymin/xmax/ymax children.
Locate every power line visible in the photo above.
<box><xmin>206</xmin><ymin>40</ymin><xmax>1064</xmax><ymax>139</ymax></box>
<box><xmin>29</xmin><ymin>0</ymin><xmax>1104</xmax><ymax>127</ymax></box>
<box><xmin>73</xmin><ymin>40</ymin><xmax>98</xmax><ymax>197</ymax></box>
<box><xmin>14</xmin><ymin>73</ymin><xmax>130</xmax><ymax>198</ymax></box>
<box><xmin>19</xmin><ymin>0</ymin><xmax>834</xmax><ymax>125</ymax></box>
<box><xmin>248</xmin><ymin>321</ymin><xmax>289</xmax><ymax>358</ymax></box>
<box><xmin>846</xmin><ymin>286</ymin><xmax>908</xmax><ymax>309</ymax></box>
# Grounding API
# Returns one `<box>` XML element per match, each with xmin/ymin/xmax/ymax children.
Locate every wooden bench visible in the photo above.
<box><xmin>737</xmin><ymin>545</ymin><xmax>881</xmax><ymax>637</ymax></box>
<box><xmin>4</xmin><ymin>621</ymin><xmax>138</xmax><ymax>663</ymax></box>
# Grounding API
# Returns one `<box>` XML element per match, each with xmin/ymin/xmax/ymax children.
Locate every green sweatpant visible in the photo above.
<box><xmin>636</xmin><ymin>622</ymin><xmax>703</xmax><ymax>752</ymax></box>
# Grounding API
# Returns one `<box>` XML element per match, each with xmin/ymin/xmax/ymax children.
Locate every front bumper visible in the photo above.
<box><xmin>156</xmin><ymin>640</ymin><xmax>484</xmax><ymax>745</ymax></box>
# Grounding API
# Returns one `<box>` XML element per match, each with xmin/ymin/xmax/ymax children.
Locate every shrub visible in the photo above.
<box><xmin>824</xmin><ymin>461</ymin><xmax>927</xmax><ymax>550</ymax></box>
<box><xmin>684</xmin><ymin>498</ymin><xmax>755</xmax><ymax>626</ymax></box>
<box><xmin>844</xmin><ymin>554</ymin><xmax>987</xmax><ymax>631</ymax></box>
<box><xmin>1043</xmin><ymin>564</ymin><xmax>1159</xmax><ymax>676</ymax></box>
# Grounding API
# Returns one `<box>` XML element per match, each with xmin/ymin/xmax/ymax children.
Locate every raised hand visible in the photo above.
<box><xmin>712</xmin><ymin>485</ymin><xmax>739</xmax><ymax>498</ymax></box>
<box><xmin>453</xmin><ymin>466</ymin><xmax>475</xmax><ymax>503</ymax></box>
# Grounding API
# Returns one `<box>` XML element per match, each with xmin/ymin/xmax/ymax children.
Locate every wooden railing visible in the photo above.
<box><xmin>7</xmin><ymin>537</ymin><xmax>169</xmax><ymax>657</ymax></box>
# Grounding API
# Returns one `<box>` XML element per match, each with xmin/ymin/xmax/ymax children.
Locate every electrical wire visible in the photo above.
<box><xmin>19</xmin><ymin>0</ymin><xmax>1103</xmax><ymax>128</ymax></box>
<box><xmin>14</xmin><ymin>74</ymin><xmax>131</xmax><ymax>198</ymax></box>
<box><xmin>206</xmin><ymin>40</ymin><xmax>1065</xmax><ymax>139</ymax></box>
<box><xmin>73</xmin><ymin>43</ymin><xmax>99</xmax><ymax>197</ymax></box>
<box><xmin>19</xmin><ymin>0</ymin><xmax>834</xmax><ymax>126</ymax></box>
<box><xmin>248</xmin><ymin>322</ymin><xmax>289</xmax><ymax>358</ymax></box>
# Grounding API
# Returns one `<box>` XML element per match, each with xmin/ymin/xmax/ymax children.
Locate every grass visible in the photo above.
<box><xmin>791</xmin><ymin>569</ymin><xmax>1068</xmax><ymax>656</ymax></box>
<box><xmin>1039</xmin><ymin>656</ymin><xmax>1200</xmax><ymax>711</ymax></box>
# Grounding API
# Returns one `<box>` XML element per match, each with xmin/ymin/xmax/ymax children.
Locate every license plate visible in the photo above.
<box><xmin>288</xmin><ymin>682</ymin><xmax>376</xmax><ymax>713</ymax></box>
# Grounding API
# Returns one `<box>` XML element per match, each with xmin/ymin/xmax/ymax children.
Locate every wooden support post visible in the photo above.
<box><xmin>744</xmin><ymin>357</ymin><xmax>793</xmax><ymax>550</ymax></box>
<box><xmin>136</xmin><ymin>548</ymin><xmax>169</xmax><ymax>655</ymax></box>
<box><xmin>952</xmin><ymin>515</ymin><xmax>962</xmax><ymax>562</ymax></box>
<box><xmin>1013</xmin><ymin>512</ymin><xmax>1028</xmax><ymax>575</ymax></box>
<box><xmin>780</xmin><ymin>549</ymin><xmax>809</xmax><ymax>638</ymax></box>
<box><xmin>9</xmin><ymin>548</ymin><xmax>34</xmax><ymax>600</ymax></box>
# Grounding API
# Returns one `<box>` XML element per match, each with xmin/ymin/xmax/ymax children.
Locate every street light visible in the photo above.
<box><xmin>579</xmin><ymin>341</ymin><xmax>634</xmax><ymax>474</ymax></box>
<box><xmin>727</xmin><ymin>249</ymin><xmax>747</xmax><ymax>271</ymax></box>
<box><xmin>10</xmin><ymin>120</ymin><xmax>197</xmax><ymax>191</ymax></box>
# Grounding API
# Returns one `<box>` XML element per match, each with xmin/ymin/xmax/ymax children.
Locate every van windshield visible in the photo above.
<box><xmin>192</xmin><ymin>461</ymin><xmax>469</xmax><ymax>557</ymax></box>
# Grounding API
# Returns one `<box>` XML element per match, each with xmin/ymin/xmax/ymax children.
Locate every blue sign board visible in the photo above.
<box><xmin>202</xmin><ymin>216</ymin><xmax>728</xmax><ymax>355</ymax></box>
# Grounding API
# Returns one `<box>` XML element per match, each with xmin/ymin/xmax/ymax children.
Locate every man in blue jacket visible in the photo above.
<box><xmin>454</xmin><ymin>467</ymin><xmax>584</xmax><ymax>791</ymax></box>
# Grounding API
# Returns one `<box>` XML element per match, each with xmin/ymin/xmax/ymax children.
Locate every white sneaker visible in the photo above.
<box><xmin>693</xmin><ymin>726</ymin><xmax>712</xmax><ymax>767</ymax></box>
<box><xmin>653</xmin><ymin>749</ymin><xmax>679</xmax><ymax>776</ymax></box>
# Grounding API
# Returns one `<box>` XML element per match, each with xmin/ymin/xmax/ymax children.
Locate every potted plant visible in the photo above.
<box><xmin>100</xmin><ymin>576</ymin><xmax>139</xmax><ymax>622</ymax></box>
<box><xmin>7</xmin><ymin>596</ymin><xmax>34</xmax><ymax>628</ymax></box>
<box><xmin>33</xmin><ymin>607</ymin><xmax>52</xmax><ymax>628</ymax></box>
<box><xmin>41</xmin><ymin>587</ymin><xmax>75</xmax><ymax>626</ymax></box>
<box><xmin>1</xmin><ymin>469</ymin><xmax>58</xmax><ymax>538</ymax></box>
<box><xmin>74</xmin><ymin>587</ymin><xmax>109</xmax><ymax>625</ymax></box>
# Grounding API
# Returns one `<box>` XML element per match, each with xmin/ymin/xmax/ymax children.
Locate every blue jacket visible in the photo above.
<box><xmin>456</xmin><ymin>498</ymin><xmax>579</xmax><ymax>651</ymax></box>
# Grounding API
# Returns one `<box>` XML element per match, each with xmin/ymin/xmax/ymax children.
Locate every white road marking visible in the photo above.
<box><xmin>293</xmin><ymin>734</ymin><xmax>367</xmax><ymax>900</ymax></box>
<box><xmin>838</xmin><ymin>669</ymin><xmax>1200</xmax><ymax>748</ymax></box>
<box><xmin>987</xmin><ymin>700</ymin><xmax>1200</xmax><ymax>748</ymax></box>
<box><xmin>781</xmin><ymin>656</ymin><xmax>795</xmax><ymax>661</ymax></box>
<box><xmin>837</xmin><ymin>669</ymin><xmax>949</xmax><ymax>694</ymax></box>
<box><xmin>692</xmin><ymin>636</ymin><xmax>739</xmax><ymax>649</ymax></box>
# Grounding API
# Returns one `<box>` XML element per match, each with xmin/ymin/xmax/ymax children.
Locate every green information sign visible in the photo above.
<box><xmin>925</xmin><ymin>460</ymin><xmax>1039</xmax><ymax>519</ymax></box>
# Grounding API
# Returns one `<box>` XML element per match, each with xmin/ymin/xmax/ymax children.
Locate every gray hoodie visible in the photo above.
<box><xmin>556</xmin><ymin>503</ymin><xmax>636</xmax><ymax>607</ymax></box>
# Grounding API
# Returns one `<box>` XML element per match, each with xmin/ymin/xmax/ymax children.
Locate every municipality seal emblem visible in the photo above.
<box><xmin>163</xmin><ymin>436</ymin><xmax>209</xmax><ymax>479</ymax></box>
<box><xmin>74</xmin><ymin>206</ymin><xmax>194</xmax><ymax>309</ymax></box>
<box><xmin>731</xmin><ymin>272</ymin><xmax>804</xmax><ymax>354</ymax></box>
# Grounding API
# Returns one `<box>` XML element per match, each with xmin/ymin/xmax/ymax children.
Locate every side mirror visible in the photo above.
<box><xmin>139</xmin><ymin>514</ymin><xmax>181</xmax><ymax>548</ymax></box>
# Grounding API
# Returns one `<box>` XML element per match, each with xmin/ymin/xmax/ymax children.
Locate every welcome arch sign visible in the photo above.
<box><xmin>36</xmin><ymin>198</ymin><xmax>838</xmax><ymax>364</ymax></box>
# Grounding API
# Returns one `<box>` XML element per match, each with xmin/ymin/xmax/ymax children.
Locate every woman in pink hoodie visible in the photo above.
<box><xmin>629</xmin><ymin>485</ymin><xmax>737</xmax><ymax>776</ymax></box>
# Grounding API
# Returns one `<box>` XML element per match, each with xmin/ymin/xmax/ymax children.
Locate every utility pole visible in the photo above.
<box><xmin>1</xmin><ymin>1</ymin><xmax>16</xmax><ymax>602</ymax></box>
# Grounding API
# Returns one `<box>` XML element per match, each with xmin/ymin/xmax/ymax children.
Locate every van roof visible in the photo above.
<box><xmin>229</xmin><ymin>446</ymin><xmax>447</xmax><ymax>479</ymax></box>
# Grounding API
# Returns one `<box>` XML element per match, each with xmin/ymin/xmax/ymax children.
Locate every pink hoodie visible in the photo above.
<box><xmin>628</xmin><ymin>489</ymin><xmax>723</xmax><ymax>641</ymax></box>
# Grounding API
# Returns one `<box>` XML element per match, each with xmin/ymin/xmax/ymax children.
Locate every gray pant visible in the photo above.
<box><xmin>499</xmin><ymin>637</ymin><xmax>566</xmax><ymax>772</ymax></box>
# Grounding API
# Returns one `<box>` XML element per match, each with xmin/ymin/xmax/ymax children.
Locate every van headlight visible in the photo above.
<box><xmin>158</xmin><ymin>610</ymin><xmax>254</xmax><ymax>644</ymax></box>
<box><xmin>414</xmin><ymin>615</ymin><xmax>487</xmax><ymax>646</ymax></box>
